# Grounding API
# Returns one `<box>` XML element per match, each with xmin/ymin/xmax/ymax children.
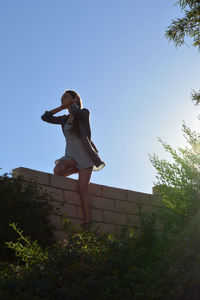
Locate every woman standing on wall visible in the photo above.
<box><xmin>41</xmin><ymin>90</ymin><xmax>106</xmax><ymax>229</ymax></box>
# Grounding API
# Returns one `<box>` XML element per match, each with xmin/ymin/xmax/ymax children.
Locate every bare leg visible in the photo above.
<box><xmin>54</xmin><ymin>159</ymin><xmax>79</xmax><ymax>176</ymax></box>
<box><xmin>63</xmin><ymin>166</ymin><xmax>79</xmax><ymax>176</ymax></box>
<box><xmin>54</xmin><ymin>160</ymin><xmax>93</xmax><ymax>223</ymax></box>
<box><xmin>78</xmin><ymin>167</ymin><xmax>93</xmax><ymax>223</ymax></box>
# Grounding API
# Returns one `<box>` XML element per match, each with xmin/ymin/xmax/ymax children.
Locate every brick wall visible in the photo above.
<box><xmin>11</xmin><ymin>167</ymin><xmax>171</xmax><ymax>242</ymax></box>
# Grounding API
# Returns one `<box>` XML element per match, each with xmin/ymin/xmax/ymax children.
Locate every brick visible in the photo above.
<box><xmin>115</xmin><ymin>200</ymin><xmax>138</xmax><ymax>214</ymax></box>
<box><xmin>10</xmin><ymin>167</ymin><xmax>168</xmax><ymax>241</ymax></box>
<box><xmin>150</xmin><ymin>194</ymin><xmax>167</xmax><ymax>208</ymax></box>
<box><xmin>39</xmin><ymin>185</ymin><xmax>64</xmax><ymax>202</ymax></box>
<box><xmin>95</xmin><ymin>222</ymin><xmax>117</xmax><ymax>236</ymax></box>
<box><xmin>138</xmin><ymin>204</ymin><xmax>160</xmax><ymax>217</ymax></box>
<box><xmin>69</xmin><ymin>218</ymin><xmax>83</xmax><ymax>228</ymax></box>
<box><xmin>91</xmin><ymin>208</ymin><xmax>104</xmax><ymax>222</ymax></box>
<box><xmin>49</xmin><ymin>214</ymin><xmax>62</xmax><ymax>227</ymax></box>
<box><xmin>127</xmin><ymin>214</ymin><xmax>141</xmax><ymax>226</ymax></box>
<box><xmin>36</xmin><ymin>186</ymin><xmax>64</xmax><ymax>215</ymax></box>
<box><xmin>13</xmin><ymin>179</ymin><xmax>44</xmax><ymax>196</ymax></box>
<box><xmin>77</xmin><ymin>206</ymin><xmax>84</xmax><ymax>219</ymax></box>
<box><xmin>12</xmin><ymin>167</ymin><xmax>50</xmax><ymax>185</ymax></box>
<box><xmin>103</xmin><ymin>211</ymin><xmax>127</xmax><ymax>225</ymax></box>
<box><xmin>89</xmin><ymin>182</ymin><xmax>102</xmax><ymax>196</ymax></box>
<box><xmin>63</xmin><ymin>190</ymin><xmax>81</xmax><ymax>205</ymax></box>
<box><xmin>91</xmin><ymin>195</ymin><xmax>115</xmax><ymax>210</ymax></box>
<box><xmin>49</xmin><ymin>174</ymin><xmax>77</xmax><ymax>191</ymax></box>
<box><xmin>77</xmin><ymin>207</ymin><xmax>104</xmax><ymax>222</ymax></box>
<box><xmin>102</xmin><ymin>185</ymin><xmax>127</xmax><ymax>200</ymax></box>
<box><xmin>127</xmin><ymin>190</ymin><xmax>151</xmax><ymax>205</ymax></box>
<box><xmin>50</xmin><ymin>201</ymin><xmax>63</xmax><ymax>213</ymax></box>
<box><xmin>61</xmin><ymin>204</ymin><xmax>77</xmax><ymax>218</ymax></box>
<box><xmin>127</xmin><ymin>214</ymin><xmax>157</xmax><ymax>232</ymax></box>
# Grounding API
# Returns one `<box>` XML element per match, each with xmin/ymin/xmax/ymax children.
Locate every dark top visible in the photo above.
<box><xmin>41</xmin><ymin>103</ymin><xmax>105</xmax><ymax>168</ymax></box>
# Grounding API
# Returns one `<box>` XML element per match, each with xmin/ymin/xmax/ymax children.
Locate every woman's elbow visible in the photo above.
<box><xmin>41</xmin><ymin>115</ymin><xmax>47</xmax><ymax>121</ymax></box>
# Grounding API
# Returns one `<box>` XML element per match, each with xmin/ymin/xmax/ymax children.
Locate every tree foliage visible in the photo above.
<box><xmin>165</xmin><ymin>0</ymin><xmax>200</xmax><ymax>51</ymax></box>
<box><xmin>149</xmin><ymin>92</ymin><xmax>200</xmax><ymax>219</ymax></box>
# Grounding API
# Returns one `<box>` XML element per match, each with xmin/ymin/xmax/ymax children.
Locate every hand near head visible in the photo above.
<box><xmin>72</xmin><ymin>95</ymin><xmax>79</xmax><ymax>105</ymax></box>
<box><xmin>60</xmin><ymin>103</ymin><xmax>68</xmax><ymax>110</ymax></box>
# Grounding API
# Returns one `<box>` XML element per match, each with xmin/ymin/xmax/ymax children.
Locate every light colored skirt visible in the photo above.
<box><xmin>54</xmin><ymin>154</ymin><xmax>105</xmax><ymax>171</ymax></box>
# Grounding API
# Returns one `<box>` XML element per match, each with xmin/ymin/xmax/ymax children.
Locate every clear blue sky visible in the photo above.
<box><xmin>1</xmin><ymin>0</ymin><xmax>200</xmax><ymax>194</ymax></box>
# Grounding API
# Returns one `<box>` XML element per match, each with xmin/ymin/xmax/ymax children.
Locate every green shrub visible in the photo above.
<box><xmin>0</xmin><ymin>210</ymin><xmax>197</xmax><ymax>300</ymax></box>
<box><xmin>0</xmin><ymin>171</ymin><xmax>59</xmax><ymax>263</ymax></box>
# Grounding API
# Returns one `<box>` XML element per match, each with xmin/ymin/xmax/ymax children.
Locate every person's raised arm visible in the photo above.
<box><xmin>41</xmin><ymin>105</ymin><xmax>67</xmax><ymax>124</ymax></box>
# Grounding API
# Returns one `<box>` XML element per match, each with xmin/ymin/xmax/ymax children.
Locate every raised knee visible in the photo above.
<box><xmin>53</xmin><ymin>167</ymin><xmax>61</xmax><ymax>175</ymax></box>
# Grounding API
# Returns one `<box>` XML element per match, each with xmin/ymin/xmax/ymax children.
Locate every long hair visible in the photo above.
<box><xmin>61</xmin><ymin>90</ymin><xmax>83</xmax><ymax>138</ymax></box>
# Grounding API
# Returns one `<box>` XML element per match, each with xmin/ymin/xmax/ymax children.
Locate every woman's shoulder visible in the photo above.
<box><xmin>82</xmin><ymin>107</ymin><xmax>90</xmax><ymax>114</ymax></box>
<box><xmin>69</xmin><ymin>104</ymin><xmax>90</xmax><ymax>120</ymax></box>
